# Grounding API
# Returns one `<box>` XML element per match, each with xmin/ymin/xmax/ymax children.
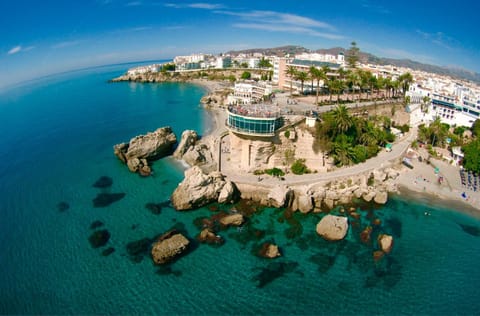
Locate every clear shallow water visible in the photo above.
<box><xmin>1</xmin><ymin>65</ymin><xmax>480</xmax><ymax>315</ymax></box>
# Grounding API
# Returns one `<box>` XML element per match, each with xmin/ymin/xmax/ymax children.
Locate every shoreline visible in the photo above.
<box><xmin>191</xmin><ymin>79</ymin><xmax>480</xmax><ymax>216</ymax></box>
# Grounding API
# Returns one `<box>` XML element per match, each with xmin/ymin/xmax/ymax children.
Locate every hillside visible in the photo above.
<box><xmin>228</xmin><ymin>46</ymin><xmax>480</xmax><ymax>84</ymax></box>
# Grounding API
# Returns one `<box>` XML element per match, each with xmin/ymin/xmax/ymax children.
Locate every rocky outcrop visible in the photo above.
<box><xmin>374</xmin><ymin>191</ymin><xmax>388</xmax><ymax>204</ymax></box>
<box><xmin>197</xmin><ymin>228</ymin><xmax>224</xmax><ymax>245</ymax></box>
<box><xmin>259</xmin><ymin>243</ymin><xmax>281</xmax><ymax>259</ymax></box>
<box><xmin>316</xmin><ymin>215</ymin><xmax>349</xmax><ymax>241</ymax></box>
<box><xmin>171</xmin><ymin>166</ymin><xmax>238</xmax><ymax>210</ymax></box>
<box><xmin>151</xmin><ymin>230</ymin><xmax>190</xmax><ymax>264</ymax></box>
<box><xmin>173</xmin><ymin>130</ymin><xmax>198</xmax><ymax>159</ymax></box>
<box><xmin>377</xmin><ymin>234</ymin><xmax>394</xmax><ymax>254</ymax></box>
<box><xmin>267</xmin><ymin>185</ymin><xmax>293</xmax><ymax>208</ymax></box>
<box><xmin>114</xmin><ymin>127</ymin><xmax>177</xmax><ymax>176</ymax></box>
<box><xmin>219</xmin><ymin>213</ymin><xmax>244</xmax><ymax>227</ymax></box>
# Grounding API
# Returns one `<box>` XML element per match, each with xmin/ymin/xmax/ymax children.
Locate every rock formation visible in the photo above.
<box><xmin>171</xmin><ymin>166</ymin><xmax>238</xmax><ymax>210</ymax></box>
<box><xmin>151</xmin><ymin>230</ymin><xmax>190</xmax><ymax>264</ymax></box>
<box><xmin>377</xmin><ymin>234</ymin><xmax>394</xmax><ymax>254</ymax></box>
<box><xmin>267</xmin><ymin>185</ymin><xmax>293</xmax><ymax>208</ymax></box>
<box><xmin>197</xmin><ymin>228</ymin><xmax>224</xmax><ymax>245</ymax></box>
<box><xmin>114</xmin><ymin>127</ymin><xmax>177</xmax><ymax>176</ymax></box>
<box><xmin>173</xmin><ymin>130</ymin><xmax>198</xmax><ymax>159</ymax></box>
<box><xmin>316</xmin><ymin>215</ymin><xmax>349</xmax><ymax>241</ymax></box>
<box><xmin>259</xmin><ymin>243</ymin><xmax>281</xmax><ymax>259</ymax></box>
<box><xmin>219</xmin><ymin>213</ymin><xmax>244</xmax><ymax>227</ymax></box>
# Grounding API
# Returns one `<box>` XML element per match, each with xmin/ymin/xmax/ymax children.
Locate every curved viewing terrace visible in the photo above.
<box><xmin>226</xmin><ymin>104</ymin><xmax>283</xmax><ymax>137</ymax></box>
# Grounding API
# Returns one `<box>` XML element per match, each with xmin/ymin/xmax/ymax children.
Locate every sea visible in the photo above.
<box><xmin>1</xmin><ymin>63</ymin><xmax>480</xmax><ymax>315</ymax></box>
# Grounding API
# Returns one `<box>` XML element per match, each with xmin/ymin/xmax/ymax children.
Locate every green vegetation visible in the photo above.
<box><xmin>258</xmin><ymin>57</ymin><xmax>273</xmax><ymax>68</ymax></box>
<box><xmin>284</xmin><ymin>130</ymin><xmax>290</xmax><ymax>139</ymax></box>
<box><xmin>462</xmin><ymin>139</ymin><xmax>480</xmax><ymax>174</ymax></box>
<box><xmin>265</xmin><ymin>168</ymin><xmax>285</xmax><ymax>177</ymax></box>
<box><xmin>241</xmin><ymin>71</ymin><xmax>251</xmax><ymax>79</ymax></box>
<box><xmin>313</xmin><ymin>105</ymin><xmax>395</xmax><ymax>167</ymax></box>
<box><xmin>346</xmin><ymin>41</ymin><xmax>360</xmax><ymax>69</ymax></box>
<box><xmin>291</xmin><ymin>159</ymin><xmax>310</xmax><ymax>175</ymax></box>
<box><xmin>418</xmin><ymin>117</ymin><xmax>449</xmax><ymax>147</ymax></box>
<box><xmin>161</xmin><ymin>63</ymin><xmax>175</xmax><ymax>72</ymax></box>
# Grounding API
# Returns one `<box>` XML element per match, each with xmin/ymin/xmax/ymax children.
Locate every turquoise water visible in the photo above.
<box><xmin>1</xmin><ymin>65</ymin><xmax>480</xmax><ymax>315</ymax></box>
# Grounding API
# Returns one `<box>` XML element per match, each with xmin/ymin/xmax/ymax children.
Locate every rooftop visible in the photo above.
<box><xmin>227</xmin><ymin>104</ymin><xmax>280</xmax><ymax>119</ymax></box>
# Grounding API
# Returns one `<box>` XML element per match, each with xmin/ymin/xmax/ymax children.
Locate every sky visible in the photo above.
<box><xmin>1</xmin><ymin>0</ymin><xmax>479</xmax><ymax>89</ymax></box>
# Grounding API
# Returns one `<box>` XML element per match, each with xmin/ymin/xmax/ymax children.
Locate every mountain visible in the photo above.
<box><xmin>228</xmin><ymin>46</ymin><xmax>480</xmax><ymax>84</ymax></box>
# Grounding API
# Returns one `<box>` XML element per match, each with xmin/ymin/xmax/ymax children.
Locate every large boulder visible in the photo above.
<box><xmin>378</xmin><ymin>234</ymin><xmax>394</xmax><ymax>254</ymax></box>
<box><xmin>374</xmin><ymin>191</ymin><xmax>388</xmax><ymax>204</ymax></box>
<box><xmin>197</xmin><ymin>228</ymin><xmax>224</xmax><ymax>245</ymax></box>
<box><xmin>114</xmin><ymin>126</ymin><xmax>177</xmax><ymax>175</ymax></box>
<box><xmin>267</xmin><ymin>185</ymin><xmax>293</xmax><ymax>208</ymax></box>
<box><xmin>218</xmin><ymin>181</ymin><xmax>238</xmax><ymax>204</ymax></box>
<box><xmin>151</xmin><ymin>230</ymin><xmax>190</xmax><ymax>264</ymax></box>
<box><xmin>259</xmin><ymin>243</ymin><xmax>281</xmax><ymax>259</ymax></box>
<box><xmin>219</xmin><ymin>213</ymin><xmax>244</xmax><ymax>227</ymax></box>
<box><xmin>297</xmin><ymin>194</ymin><xmax>314</xmax><ymax>214</ymax></box>
<box><xmin>171</xmin><ymin>166</ymin><xmax>237</xmax><ymax>210</ymax></box>
<box><xmin>173</xmin><ymin>130</ymin><xmax>198</xmax><ymax>159</ymax></box>
<box><xmin>316</xmin><ymin>215</ymin><xmax>349</xmax><ymax>241</ymax></box>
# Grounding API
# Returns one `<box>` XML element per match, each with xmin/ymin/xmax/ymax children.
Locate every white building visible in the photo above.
<box><xmin>227</xmin><ymin>81</ymin><xmax>273</xmax><ymax>105</ymax></box>
<box><xmin>127</xmin><ymin>64</ymin><xmax>161</xmax><ymax>75</ymax></box>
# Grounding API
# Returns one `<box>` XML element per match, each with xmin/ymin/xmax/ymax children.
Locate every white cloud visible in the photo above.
<box><xmin>233</xmin><ymin>23</ymin><xmax>343</xmax><ymax>40</ymax></box>
<box><xmin>164</xmin><ymin>3</ymin><xmax>223</xmax><ymax>9</ymax></box>
<box><xmin>52</xmin><ymin>40</ymin><xmax>82</xmax><ymax>49</ymax></box>
<box><xmin>361</xmin><ymin>1</ymin><xmax>390</xmax><ymax>14</ymax></box>
<box><xmin>7</xmin><ymin>46</ymin><xmax>22</xmax><ymax>55</ymax></box>
<box><xmin>125</xmin><ymin>1</ymin><xmax>142</xmax><ymax>6</ymax></box>
<box><xmin>416</xmin><ymin>30</ymin><xmax>457</xmax><ymax>50</ymax></box>
<box><xmin>7</xmin><ymin>45</ymin><xmax>34</xmax><ymax>55</ymax></box>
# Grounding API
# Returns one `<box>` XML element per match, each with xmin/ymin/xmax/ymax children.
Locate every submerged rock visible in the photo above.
<box><xmin>57</xmin><ymin>202</ymin><xmax>69</xmax><ymax>212</ymax></box>
<box><xmin>90</xmin><ymin>220</ymin><xmax>105</xmax><ymax>229</ymax></box>
<box><xmin>92</xmin><ymin>176</ymin><xmax>113</xmax><ymax>188</ymax></box>
<box><xmin>151</xmin><ymin>230</ymin><xmax>190</xmax><ymax>264</ymax></box>
<box><xmin>126</xmin><ymin>237</ymin><xmax>152</xmax><ymax>262</ymax></box>
<box><xmin>316</xmin><ymin>215</ymin><xmax>349</xmax><ymax>241</ymax></box>
<box><xmin>102</xmin><ymin>247</ymin><xmax>115</xmax><ymax>256</ymax></box>
<box><xmin>93</xmin><ymin>193</ymin><xmax>126</xmax><ymax>207</ymax></box>
<box><xmin>88</xmin><ymin>229</ymin><xmax>110</xmax><ymax>248</ymax></box>
<box><xmin>360</xmin><ymin>226</ymin><xmax>373</xmax><ymax>243</ymax></box>
<box><xmin>145</xmin><ymin>202</ymin><xmax>162</xmax><ymax>215</ymax></box>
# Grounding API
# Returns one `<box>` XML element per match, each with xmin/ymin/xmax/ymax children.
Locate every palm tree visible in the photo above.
<box><xmin>330</xmin><ymin>79</ymin><xmax>345</xmax><ymax>104</ymax></box>
<box><xmin>309</xmin><ymin>66</ymin><xmax>325</xmax><ymax>105</ymax></box>
<box><xmin>331</xmin><ymin>104</ymin><xmax>353</xmax><ymax>135</ymax></box>
<box><xmin>347</xmin><ymin>70</ymin><xmax>360</xmax><ymax>102</ymax></box>
<box><xmin>285</xmin><ymin>66</ymin><xmax>297</xmax><ymax>96</ymax></box>
<box><xmin>359</xmin><ymin>121</ymin><xmax>379</xmax><ymax>146</ymax></box>
<box><xmin>399</xmin><ymin>72</ymin><xmax>413</xmax><ymax>97</ymax></box>
<box><xmin>421</xmin><ymin>96</ymin><xmax>431</xmax><ymax>113</ymax></box>
<box><xmin>295</xmin><ymin>71</ymin><xmax>309</xmax><ymax>95</ymax></box>
<box><xmin>331</xmin><ymin>134</ymin><xmax>356</xmax><ymax>166</ymax></box>
<box><xmin>368</xmin><ymin>74</ymin><xmax>378</xmax><ymax>100</ymax></box>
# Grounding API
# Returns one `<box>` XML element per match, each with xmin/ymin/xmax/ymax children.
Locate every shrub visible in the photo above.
<box><xmin>291</xmin><ymin>159</ymin><xmax>310</xmax><ymax>175</ymax></box>
<box><xmin>284</xmin><ymin>130</ymin><xmax>290</xmax><ymax>139</ymax></box>
<box><xmin>265</xmin><ymin>168</ymin><xmax>285</xmax><ymax>177</ymax></box>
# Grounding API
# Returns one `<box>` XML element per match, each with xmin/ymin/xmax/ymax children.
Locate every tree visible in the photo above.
<box><xmin>346</xmin><ymin>41</ymin><xmax>360</xmax><ymax>69</ymax></box>
<box><xmin>347</xmin><ymin>70</ymin><xmax>361</xmax><ymax>101</ymax></box>
<box><xmin>295</xmin><ymin>71</ymin><xmax>309</xmax><ymax>95</ymax></box>
<box><xmin>331</xmin><ymin>134</ymin><xmax>356</xmax><ymax>166</ymax></box>
<box><xmin>309</xmin><ymin>66</ymin><xmax>326</xmax><ymax>105</ymax></box>
<box><xmin>471</xmin><ymin>119</ymin><xmax>480</xmax><ymax>137</ymax></box>
<box><xmin>285</xmin><ymin>66</ymin><xmax>297</xmax><ymax>96</ymax></box>
<box><xmin>421</xmin><ymin>96</ymin><xmax>430</xmax><ymax>113</ymax></box>
<box><xmin>331</xmin><ymin>104</ymin><xmax>353</xmax><ymax>135</ymax></box>
<box><xmin>241</xmin><ymin>71</ymin><xmax>251</xmax><ymax>79</ymax></box>
<box><xmin>240</xmin><ymin>62</ymin><xmax>249</xmax><ymax>68</ymax></box>
<box><xmin>329</xmin><ymin>79</ymin><xmax>345</xmax><ymax>104</ymax></box>
<box><xmin>462</xmin><ymin>139</ymin><xmax>480</xmax><ymax>174</ymax></box>
<box><xmin>258</xmin><ymin>57</ymin><xmax>273</xmax><ymax>68</ymax></box>
<box><xmin>399</xmin><ymin>72</ymin><xmax>413</xmax><ymax>97</ymax></box>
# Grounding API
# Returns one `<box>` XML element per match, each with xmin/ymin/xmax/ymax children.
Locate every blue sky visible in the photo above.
<box><xmin>1</xmin><ymin>0</ymin><xmax>479</xmax><ymax>89</ymax></box>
